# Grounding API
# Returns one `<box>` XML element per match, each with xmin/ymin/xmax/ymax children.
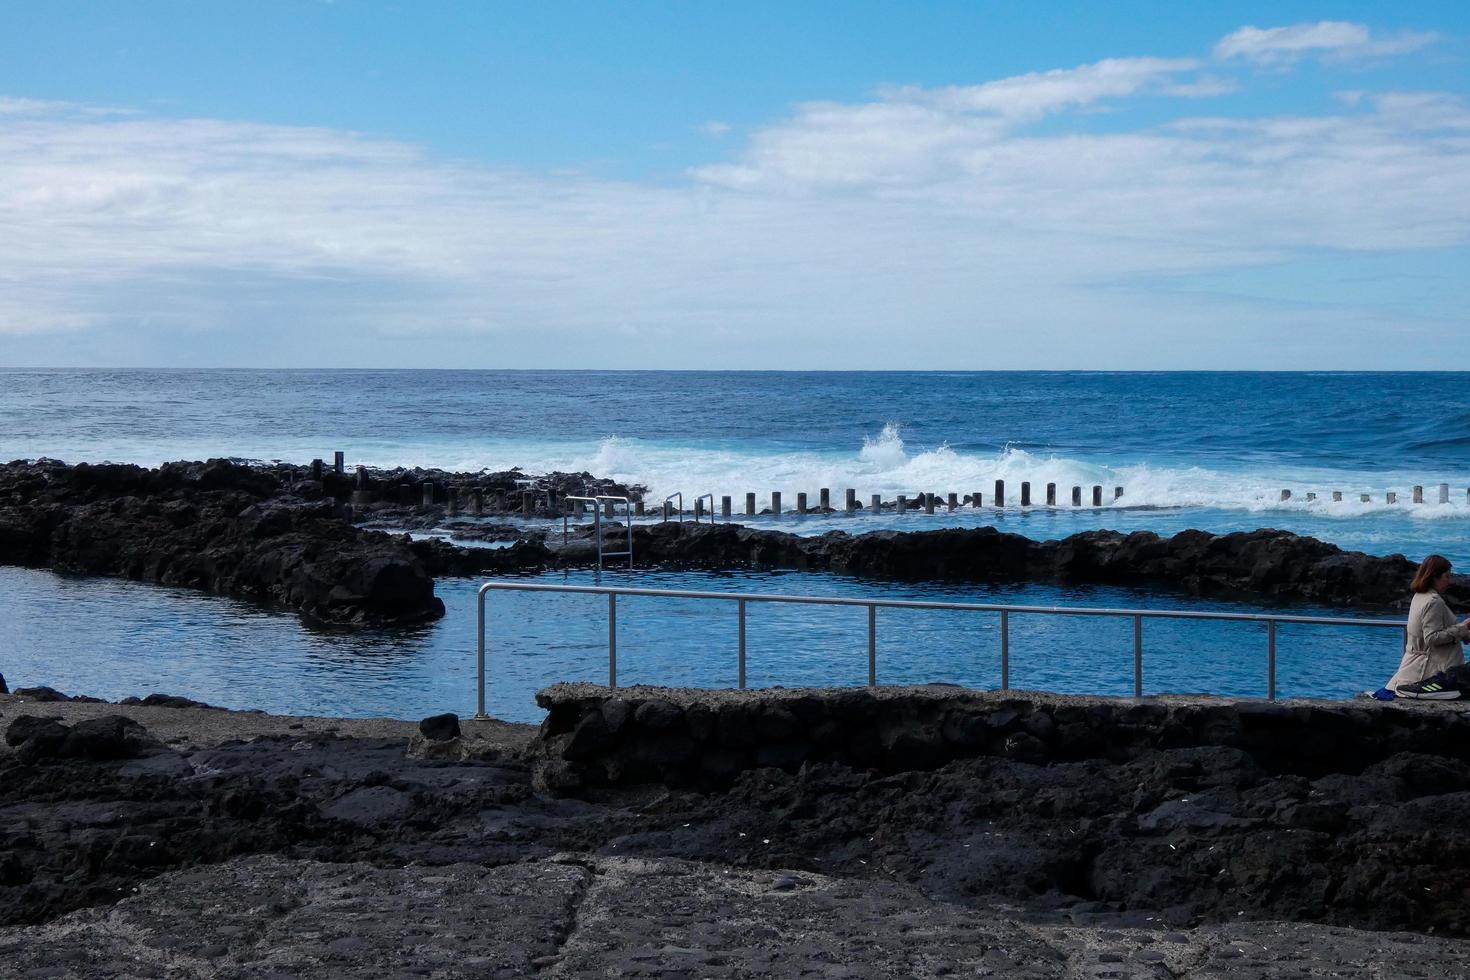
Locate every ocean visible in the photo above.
<box><xmin>1</xmin><ymin>369</ymin><xmax>1464</xmax><ymax>720</ymax></box>
<box><xmin>4</xmin><ymin>368</ymin><xmax>1468</xmax><ymax>561</ymax></box>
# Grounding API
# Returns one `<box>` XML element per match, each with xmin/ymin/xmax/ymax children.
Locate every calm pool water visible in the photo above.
<box><xmin>0</xmin><ymin>566</ymin><xmax>1408</xmax><ymax>724</ymax></box>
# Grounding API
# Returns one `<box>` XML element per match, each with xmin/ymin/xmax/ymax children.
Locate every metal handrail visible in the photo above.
<box><xmin>663</xmin><ymin>492</ymin><xmax>683</xmax><ymax>524</ymax></box>
<box><xmin>473</xmin><ymin>581</ymin><xmax>1407</xmax><ymax>718</ymax></box>
<box><xmin>559</xmin><ymin>495</ymin><xmax>632</xmax><ymax>570</ymax></box>
<box><xmin>695</xmin><ymin>492</ymin><xmax>716</xmax><ymax>524</ymax></box>
<box><xmin>561</xmin><ymin>495</ymin><xmax>600</xmax><ymax>545</ymax></box>
<box><xmin>595</xmin><ymin>495</ymin><xmax>633</xmax><ymax>568</ymax></box>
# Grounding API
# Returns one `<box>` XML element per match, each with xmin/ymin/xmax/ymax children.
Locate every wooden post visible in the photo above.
<box><xmin>1072</xmin><ymin>486</ymin><xmax>1082</xmax><ymax>507</ymax></box>
<box><xmin>721</xmin><ymin>495</ymin><xmax>731</xmax><ymax>518</ymax></box>
<box><xmin>797</xmin><ymin>492</ymin><xmax>807</xmax><ymax>515</ymax></box>
<box><xmin>695</xmin><ymin>497</ymin><xmax>704</xmax><ymax>520</ymax></box>
<box><xmin>310</xmin><ymin>458</ymin><xmax>324</xmax><ymax>481</ymax></box>
<box><xmin>604</xmin><ymin>500</ymin><xmax>614</xmax><ymax>518</ymax></box>
<box><xmin>924</xmin><ymin>493</ymin><xmax>935</xmax><ymax>515</ymax></box>
<box><xmin>1332</xmin><ymin>491</ymin><xmax>1342</xmax><ymax>502</ymax></box>
<box><xmin>972</xmin><ymin>491</ymin><xmax>983</xmax><ymax>508</ymax></box>
<box><xmin>947</xmin><ymin>492</ymin><xmax>958</xmax><ymax>512</ymax></box>
<box><xmin>1092</xmin><ymin>485</ymin><xmax>1102</xmax><ymax>507</ymax></box>
<box><xmin>635</xmin><ymin>500</ymin><xmax>645</xmax><ymax>517</ymax></box>
<box><xmin>355</xmin><ymin>465</ymin><xmax>369</xmax><ymax>490</ymax></box>
<box><xmin>472</xmin><ymin>489</ymin><xmax>484</xmax><ymax>515</ymax></box>
<box><xmin>1020</xmin><ymin>482</ymin><xmax>1031</xmax><ymax>507</ymax></box>
<box><xmin>771</xmin><ymin>491</ymin><xmax>781</xmax><ymax>516</ymax></box>
<box><xmin>521</xmin><ymin>491</ymin><xmax>532</xmax><ymax>515</ymax></box>
<box><xmin>333</xmin><ymin>451</ymin><xmax>345</xmax><ymax>475</ymax></box>
<box><xmin>662</xmin><ymin>501</ymin><xmax>670</xmax><ymax>521</ymax></box>
<box><xmin>423</xmin><ymin>482</ymin><xmax>435</xmax><ymax>508</ymax></box>
<box><xmin>1046</xmin><ymin>483</ymin><xmax>1056</xmax><ymax>506</ymax></box>
<box><xmin>896</xmin><ymin>495</ymin><xmax>907</xmax><ymax>514</ymax></box>
<box><xmin>1306</xmin><ymin>492</ymin><xmax>1316</xmax><ymax>501</ymax></box>
<box><xmin>1280</xmin><ymin>489</ymin><xmax>1291</xmax><ymax>501</ymax></box>
<box><xmin>447</xmin><ymin>487</ymin><xmax>459</xmax><ymax>516</ymax></box>
<box><xmin>1387</xmin><ymin>492</ymin><xmax>1397</xmax><ymax>504</ymax></box>
<box><xmin>1361</xmin><ymin>493</ymin><xmax>1371</xmax><ymax>503</ymax></box>
<box><xmin>746</xmin><ymin>492</ymin><xmax>757</xmax><ymax>516</ymax></box>
<box><xmin>1114</xmin><ymin>486</ymin><xmax>1123</xmax><ymax>501</ymax></box>
<box><xmin>1413</xmin><ymin>485</ymin><xmax>1424</xmax><ymax>503</ymax></box>
<box><xmin>994</xmin><ymin>480</ymin><xmax>1005</xmax><ymax>508</ymax></box>
<box><xmin>819</xmin><ymin>488</ymin><xmax>830</xmax><ymax>511</ymax></box>
<box><xmin>871</xmin><ymin>493</ymin><xmax>882</xmax><ymax>513</ymax></box>
<box><xmin>1440</xmin><ymin>483</ymin><xmax>1450</xmax><ymax>504</ymax></box>
<box><xmin>845</xmin><ymin>489</ymin><xmax>857</xmax><ymax>513</ymax></box>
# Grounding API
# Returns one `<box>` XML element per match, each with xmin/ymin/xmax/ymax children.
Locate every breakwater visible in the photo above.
<box><xmin>1</xmin><ymin>460</ymin><xmax>1455</xmax><ymax>630</ymax></box>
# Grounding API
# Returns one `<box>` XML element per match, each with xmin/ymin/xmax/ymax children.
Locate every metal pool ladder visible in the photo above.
<box><xmin>561</xmin><ymin>495</ymin><xmax>633</xmax><ymax>571</ymax></box>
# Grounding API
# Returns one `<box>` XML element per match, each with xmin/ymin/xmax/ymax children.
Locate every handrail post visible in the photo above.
<box><xmin>738</xmin><ymin>598</ymin><xmax>747</xmax><ymax>689</ymax></box>
<box><xmin>1000</xmin><ymin>610</ymin><xmax>1009</xmax><ymax>690</ymax></box>
<box><xmin>594</xmin><ymin>504</ymin><xmax>603</xmax><ymax>569</ymax></box>
<box><xmin>867</xmin><ymin>604</ymin><xmax>876</xmax><ymax>686</ymax></box>
<box><xmin>476</xmin><ymin>586</ymin><xmax>487</xmax><ymax>718</ymax></box>
<box><xmin>1267</xmin><ymin>619</ymin><xmax>1276</xmax><ymax>700</ymax></box>
<box><xmin>608</xmin><ymin>592</ymin><xmax>617</xmax><ymax>688</ymax></box>
<box><xmin>1133</xmin><ymin>614</ymin><xmax>1143</xmax><ymax>697</ymax></box>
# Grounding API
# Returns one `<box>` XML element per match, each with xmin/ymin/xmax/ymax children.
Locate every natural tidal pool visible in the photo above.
<box><xmin>1</xmin><ymin>566</ymin><xmax>1407</xmax><ymax>724</ymax></box>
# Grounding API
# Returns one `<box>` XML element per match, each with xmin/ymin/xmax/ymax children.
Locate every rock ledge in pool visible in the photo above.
<box><xmin>0</xmin><ymin>458</ymin><xmax>444</xmax><ymax>626</ymax></box>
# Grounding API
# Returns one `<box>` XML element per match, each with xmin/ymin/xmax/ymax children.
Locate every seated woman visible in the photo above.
<box><xmin>1390</xmin><ymin>554</ymin><xmax>1470</xmax><ymax>699</ymax></box>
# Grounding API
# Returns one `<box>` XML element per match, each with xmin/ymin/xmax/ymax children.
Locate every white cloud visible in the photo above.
<box><xmin>1214</xmin><ymin>21</ymin><xmax>1438</xmax><ymax>66</ymax></box>
<box><xmin>1</xmin><ymin>28</ymin><xmax>1467</xmax><ymax>367</ymax></box>
<box><xmin>913</xmin><ymin>57</ymin><xmax>1202</xmax><ymax>120</ymax></box>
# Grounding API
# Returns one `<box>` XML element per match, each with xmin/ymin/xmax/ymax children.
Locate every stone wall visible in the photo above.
<box><xmin>533</xmin><ymin>683</ymin><xmax>1470</xmax><ymax>794</ymax></box>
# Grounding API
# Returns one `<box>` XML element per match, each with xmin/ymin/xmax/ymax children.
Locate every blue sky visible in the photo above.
<box><xmin>0</xmin><ymin>2</ymin><xmax>1467</xmax><ymax>368</ymax></box>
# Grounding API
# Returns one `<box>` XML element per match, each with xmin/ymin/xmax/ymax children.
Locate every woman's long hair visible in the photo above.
<box><xmin>1411</xmin><ymin>554</ymin><xmax>1452</xmax><ymax>594</ymax></box>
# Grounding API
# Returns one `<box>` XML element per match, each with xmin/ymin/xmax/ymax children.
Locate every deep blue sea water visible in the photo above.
<box><xmin>0</xmin><ymin>369</ymin><xmax>1464</xmax><ymax>718</ymax></box>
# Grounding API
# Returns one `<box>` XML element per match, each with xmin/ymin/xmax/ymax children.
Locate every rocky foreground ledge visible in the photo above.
<box><xmin>2</xmin><ymin>687</ymin><xmax>1470</xmax><ymax>977</ymax></box>
<box><xmin>1</xmin><ymin>460</ymin><xmax>1453</xmax><ymax>629</ymax></box>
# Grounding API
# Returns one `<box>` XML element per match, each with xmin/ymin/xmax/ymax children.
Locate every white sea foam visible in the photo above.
<box><xmin>28</xmin><ymin>422</ymin><xmax>1469</xmax><ymax>522</ymax></box>
<box><xmin>488</xmin><ymin>423</ymin><xmax>1470</xmax><ymax>521</ymax></box>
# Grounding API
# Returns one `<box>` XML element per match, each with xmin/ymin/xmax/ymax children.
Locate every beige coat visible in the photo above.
<box><xmin>1388</xmin><ymin>590</ymin><xmax>1470</xmax><ymax>691</ymax></box>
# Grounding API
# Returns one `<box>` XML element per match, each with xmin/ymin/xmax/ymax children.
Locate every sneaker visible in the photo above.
<box><xmin>1396</xmin><ymin>675</ymin><xmax>1463</xmax><ymax>700</ymax></box>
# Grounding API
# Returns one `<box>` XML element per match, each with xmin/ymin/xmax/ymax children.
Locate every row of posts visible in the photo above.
<box><xmin>665</xmin><ymin>481</ymin><xmax>1124</xmax><ymax>519</ymax></box>
<box><xmin>310</xmin><ymin>454</ymin><xmax>1126</xmax><ymax>519</ymax></box>
<box><xmin>1278</xmin><ymin>484</ymin><xmax>1468</xmax><ymax>505</ymax></box>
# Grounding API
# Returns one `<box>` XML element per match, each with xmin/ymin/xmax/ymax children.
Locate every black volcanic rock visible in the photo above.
<box><xmin>418</xmin><ymin>713</ymin><xmax>461</xmax><ymax>741</ymax></box>
<box><xmin>0</xmin><ymin>459</ymin><xmax>444</xmax><ymax>626</ymax></box>
<box><xmin>622</xmin><ymin>522</ymin><xmax>1439</xmax><ymax>610</ymax></box>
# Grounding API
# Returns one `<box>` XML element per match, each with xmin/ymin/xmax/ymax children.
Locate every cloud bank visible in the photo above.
<box><xmin>0</xmin><ymin>20</ymin><xmax>1466</xmax><ymax>368</ymax></box>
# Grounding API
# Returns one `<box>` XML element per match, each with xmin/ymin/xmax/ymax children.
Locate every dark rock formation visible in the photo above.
<box><xmin>11</xmin><ymin>686</ymin><xmax>71</xmax><ymax>703</ymax></box>
<box><xmin>534</xmin><ymin>684</ymin><xmax>1470</xmax><ymax>791</ymax></box>
<box><xmin>6</xmin><ymin>690</ymin><xmax>1470</xmax><ymax>941</ymax></box>
<box><xmin>5</xmin><ymin>714</ymin><xmax>155</xmax><ymax>763</ymax></box>
<box><xmin>418</xmin><ymin>712</ymin><xmax>461</xmax><ymax>741</ymax></box>
<box><xmin>3</xmin><ymin>458</ymin><xmax>1454</xmax><ymax>622</ymax></box>
<box><xmin>117</xmin><ymin>693</ymin><xmax>220</xmax><ymax>710</ymax></box>
<box><xmin>621</xmin><ymin>521</ymin><xmax>1448</xmax><ymax>610</ymax></box>
<box><xmin>0</xmin><ymin>458</ymin><xmax>444</xmax><ymax>626</ymax></box>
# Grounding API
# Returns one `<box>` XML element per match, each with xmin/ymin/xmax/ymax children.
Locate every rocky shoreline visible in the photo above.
<box><xmin>3</xmin><ymin>687</ymin><xmax>1470</xmax><ymax>977</ymax></box>
<box><xmin>1</xmin><ymin>459</ymin><xmax>1453</xmax><ymax>631</ymax></box>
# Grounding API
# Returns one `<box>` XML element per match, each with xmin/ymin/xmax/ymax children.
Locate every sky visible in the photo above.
<box><xmin>0</xmin><ymin>1</ymin><xmax>1467</xmax><ymax>370</ymax></box>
